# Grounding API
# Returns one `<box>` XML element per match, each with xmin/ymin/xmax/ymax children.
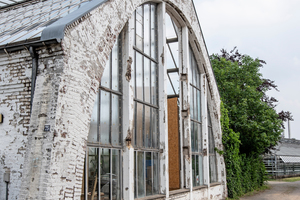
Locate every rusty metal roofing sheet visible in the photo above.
<box><xmin>0</xmin><ymin>0</ymin><xmax>107</xmax><ymax>47</ymax></box>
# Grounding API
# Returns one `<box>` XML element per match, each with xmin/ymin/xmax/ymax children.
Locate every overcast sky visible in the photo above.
<box><xmin>194</xmin><ymin>0</ymin><xmax>300</xmax><ymax>140</ymax></box>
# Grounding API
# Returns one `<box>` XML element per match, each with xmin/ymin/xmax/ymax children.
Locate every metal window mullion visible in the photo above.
<box><xmin>134</xmin><ymin>46</ymin><xmax>158</xmax><ymax>64</ymax></box>
<box><xmin>99</xmin><ymin>86</ymin><xmax>122</xmax><ymax>96</ymax></box>
<box><xmin>151</xmin><ymin>152</ymin><xmax>154</xmax><ymax>195</ymax></box>
<box><xmin>134</xmin><ymin>98</ymin><xmax>159</xmax><ymax>109</ymax></box>
<box><xmin>85</xmin><ymin>148</ymin><xmax>88</xmax><ymax>200</ymax></box>
<box><xmin>109</xmin><ymin>51</ymin><xmax>113</xmax><ymax>145</ymax></box>
<box><xmin>99</xmin><ymin>148</ymin><xmax>102</xmax><ymax>200</ymax></box>
<box><xmin>144</xmin><ymin>151</ymin><xmax>146</xmax><ymax>196</ymax></box>
<box><xmin>98</xmin><ymin>89</ymin><xmax>101</xmax><ymax>143</ymax></box>
<box><xmin>111</xmin><ymin>149</ymin><xmax>114</xmax><ymax>200</ymax></box>
<box><xmin>135</xmin><ymin>151</ymin><xmax>138</xmax><ymax>197</ymax></box>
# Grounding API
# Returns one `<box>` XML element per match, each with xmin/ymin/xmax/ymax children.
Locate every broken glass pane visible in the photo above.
<box><xmin>146</xmin><ymin>152</ymin><xmax>152</xmax><ymax>195</ymax></box>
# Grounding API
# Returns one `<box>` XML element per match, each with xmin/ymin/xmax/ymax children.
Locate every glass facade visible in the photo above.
<box><xmin>133</xmin><ymin>3</ymin><xmax>160</xmax><ymax>198</ymax></box>
<box><xmin>83</xmin><ymin>2</ymin><xmax>220</xmax><ymax>199</ymax></box>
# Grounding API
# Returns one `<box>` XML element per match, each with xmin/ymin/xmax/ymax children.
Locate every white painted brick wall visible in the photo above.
<box><xmin>0</xmin><ymin>0</ymin><xmax>226</xmax><ymax>199</ymax></box>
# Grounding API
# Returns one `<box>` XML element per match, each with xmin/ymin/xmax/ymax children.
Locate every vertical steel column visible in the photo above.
<box><xmin>181</xmin><ymin>25</ymin><xmax>192</xmax><ymax>197</ymax></box>
<box><xmin>157</xmin><ymin>2</ymin><xmax>169</xmax><ymax>197</ymax></box>
<box><xmin>122</xmin><ymin>18</ymin><xmax>135</xmax><ymax>199</ymax></box>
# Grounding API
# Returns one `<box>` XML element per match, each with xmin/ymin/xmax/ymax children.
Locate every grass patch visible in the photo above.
<box><xmin>270</xmin><ymin>176</ymin><xmax>300</xmax><ymax>182</ymax></box>
<box><xmin>225</xmin><ymin>184</ymin><xmax>270</xmax><ymax>199</ymax></box>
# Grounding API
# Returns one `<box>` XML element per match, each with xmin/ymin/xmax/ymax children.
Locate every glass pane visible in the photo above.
<box><xmin>133</xmin><ymin>102</ymin><xmax>136</xmax><ymax>146</ymax></box>
<box><xmin>195</xmin><ymin>155</ymin><xmax>199</xmax><ymax>186</ymax></box>
<box><xmin>136</xmin><ymin>103</ymin><xmax>144</xmax><ymax>147</ymax></box>
<box><xmin>198</xmin><ymin>123</ymin><xmax>202</xmax><ymax>152</ymax></box>
<box><xmin>169</xmin><ymin>42</ymin><xmax>179</xmax><ymax>67</ymax></box>
<box><xmin>144</xmin><ymin>57</ymin><xmax>151</xmax><ymax>103</ymax></box>
<box><xmin>88</xmin><ymin>92</ymin><xmax>99</xmax><ymax>142</ymax></box>
<box><xmin>153</xmin><ymin>152</ymin><xmax>159</xmax><ymax>195</ymax></box>
<box><xmin>136</xmin><ymin>33</ymin><xmax>143</xmax><ymax>51</ymax></box>
<box><xmin>192</xmin><ymin>155</ymin><xmax>196</xmax><ymax>187</ymax></box>
<box><xmin>112</xmin><ymin>39</ymin><xmax>119</xmax><ymax>92</ymax></box>
<box><xmin>112</xmin><ymin>149</ymin><xmax>120</xmax><ymax>200</ymax></box>
<box><xmin>151</xmin><ymin>61</ymin><xmax>157</xmax><ymax>105</ymax></box>
<box><xmin>136</xmin><ymin>52</ymin><xmax>143</xmax><ymax>100</ymax></box>
<box><xmin>100</xmin><ymin>149</ymin><xmax>110</xmax><ymax>199</ymax></box>
<box><xmin>136</xmin><ymin>4</ymin><xmax>143</xmax><ymax>17</ymax></box>
<box><xmin>111</xmin><ymin>94</ymin><xmax>120</xmax><ymax>146</ymax></box>
<box><xmin>101</xmin><ymin>54</ymin><xmax>111</xmax><ymax>88</ymax></box>
<box><xmin>199</xmin><ymin>155</ymin><xmax>204</xmax><ymax>185</ymax></box>
<box><xmin>166</xmin><ymin>44</ymin><xmax>175</xmax><ymax>70</ymax></box>
<box><xmin>152</xmin><ymin>108</ymin><xmax>158</xmax><ymax>149</ymax></box>
<box><xmin>88</xmin><ymin>148</ymin><xmax>99</xmax><ymax>200</ymax></box>
<box><xmin>197</xmin><ymin>89</ymin><xmax>201</xmax><ymax>122</ymax></box>
<box><xmin>145</xmin><ymin>106</ymin><xmax>151</xmax><ymax>148</ymax></box>
<box><xmin>167</xmin><ymin>75</ymin><xmax>175</xmax><ymax>95</ymax></box>
<box><xmin>209</xmin><ymin>154</ymin><xmax>217</xmax><ymax>183</ymax></box>
<box><xmin>165</xmin><ymin>13</ymin><xmax>176</xmax><ymax>39</ymax></box>
<box><xmin>196</xmin><ymin>66</ymin><xmax>200</xmax><ymax>88</ymax></box>
<box><xmin>146</xmin><ymin>152</ymin><xmax>152</xmax><ymax>196</ymax></box>
<box><xmin>191</xmin><ymin>122</ymin><xmax>195</xmax><ymax>152</ymax></box>
<box><xmin>150</xmin><ymin>5</ymin><xmax>156</xmax><ymax>60</ymax></box>
<box><xmin>190</xmin><ymin>87</ymin><xmax>194</xmax><ymax>120</ymax></box>
<box><xmin>133</xmin><ymin>52</ymin><xmax>136</xmax><ymax>98</ymax></box>
<box><xmin>137</xmin><ymin>152</ymin><xmax>145</xmax><ymax>198</ymax></box>
<box><xmin>100</xmin><ymin>90</ymin><xmax>110</xmax><ymax>145</ymax></box>
<box><xmin>136</xmin><ymin>21</ymin><xmax>143</xmax><ymax>50</ymax></box>
<box><xmin>144</xmin><ymin>4</ymin><xmax>150</xmax><ymax>56</ymax></box>
<box><xmin>193</xmin><ymin>87</ymin><xmax>197</xmax><ymax>122</ymax></box>
<box><xmin>194</xmin><ymin>122</ymin><xmax>198</xmax><ymax>152</ymax></box>
<box><xmin>169</xmin><ymin>72</ymin><xmax>179</xmax><ymax>95</ymax></box>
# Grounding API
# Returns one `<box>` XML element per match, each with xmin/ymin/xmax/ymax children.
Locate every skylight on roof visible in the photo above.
<box><xmin>0</xmin><ymin>0</ymin><xmax>28</xmax><ymax>8</ymax></box>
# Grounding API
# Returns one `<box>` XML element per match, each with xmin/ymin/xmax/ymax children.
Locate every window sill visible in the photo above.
<box><xmin>135</xmin><ymin>194</ymin><xmax>166</xmax><ymax>200</ymax></box>
<box><xmin>193</xmin><ymin>185</ymin><xmax>208</xmax><ymax>191</ymax></box>
<box><xmin>210</xmin><ymin>182</ymin><xmax>222</xmax><ymax>187</ymax></box>
<box><xmin>169</xmin><ymin>188</ymin><xmax>190</xmax><ymax>195</ymax></box>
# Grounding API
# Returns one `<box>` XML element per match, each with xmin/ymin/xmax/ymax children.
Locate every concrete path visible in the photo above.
<box><xmin>240</xmin><ymin>181</ymin><xmax>300</xmax><ymax>200</ymax></box>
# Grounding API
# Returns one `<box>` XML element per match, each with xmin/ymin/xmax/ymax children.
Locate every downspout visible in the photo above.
<box><xmin>29</xmin><ymin>47</ymin><xmax>38</xmax><ymax>113</ymax></box>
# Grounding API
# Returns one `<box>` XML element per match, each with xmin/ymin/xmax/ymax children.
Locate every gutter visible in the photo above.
<box><xmin>29</xmin><ymin>46</ymin><xmax>38</xmax><ymax>113</ymax></box>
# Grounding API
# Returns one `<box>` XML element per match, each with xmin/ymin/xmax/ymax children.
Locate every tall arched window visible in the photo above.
<box><xmin>84</xmin><ymin>35</ymin><xmax>122</xmax><ymax>200</ymax></box>
<box><xmin>132</xmin><ymin>3</ymin><xmax>160</xmax><ymax>198</ymax></box>
<box><xmin>189</xmin><ymin>46</ymin><xmax>204</xmax><ymax>187</ymax></box>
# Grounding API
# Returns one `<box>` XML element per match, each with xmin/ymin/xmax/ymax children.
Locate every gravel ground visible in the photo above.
<box><xmin>240</xmin><ymin>181</ymin><xmax>300</xmax><ymax>200</ymax></box>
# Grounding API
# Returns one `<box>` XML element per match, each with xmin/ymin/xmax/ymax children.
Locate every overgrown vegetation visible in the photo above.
<box><xmin>211</xmin><ymin>48</ymin><xmax>293</xmax><ymax>199</ymax></box>
<box><xmin>269</xmin><ymin>177</ymin><xmax>300</xmax><ymax>182</ymax></box>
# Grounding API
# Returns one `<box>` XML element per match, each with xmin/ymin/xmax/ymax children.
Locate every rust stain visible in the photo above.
<box><xmin>125</xmin><ymin>128</ymin><xmax>132</xmax><ymax>148</ymax></box>
<box><xmin>125</xmin><ymin>56</ymin><xmax>132</xmax><ymax>82</ymax></box>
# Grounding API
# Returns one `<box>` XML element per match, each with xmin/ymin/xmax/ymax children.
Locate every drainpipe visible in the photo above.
<box><xmin>4</xmin><ymin>169</ymin><xmax>10</xmax><ymax>200</ymax></box>
<box><xmin>29</xmin><ymin>46</ymin><xmax>38</xmax><ymax>113</ymax></box>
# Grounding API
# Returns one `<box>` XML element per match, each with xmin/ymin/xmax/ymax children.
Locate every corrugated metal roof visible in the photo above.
<box><xmin>0</xmin><ymin>0</ymin><xmax>107</xmax><ymax>47</ymax></box>
<box><xmin>0</xmin><ymin>0</ymin><xmax>28</xmax><ymax>8</ymax></box>
<box><xmin>279</xmin><ymin>156</ymin><xmax>300</xmax><ymax>163</ymax></box>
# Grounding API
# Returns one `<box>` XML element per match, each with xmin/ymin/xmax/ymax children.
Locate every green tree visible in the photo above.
<box><xmin>211</xmin><ymin>48</ymin><xmax>283</xmax><ymax>156</ymax></box>
<box><xmin>211</xmin><ymin>48</ymin><xmax>291</xmax><ymax>198</ymax></box>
